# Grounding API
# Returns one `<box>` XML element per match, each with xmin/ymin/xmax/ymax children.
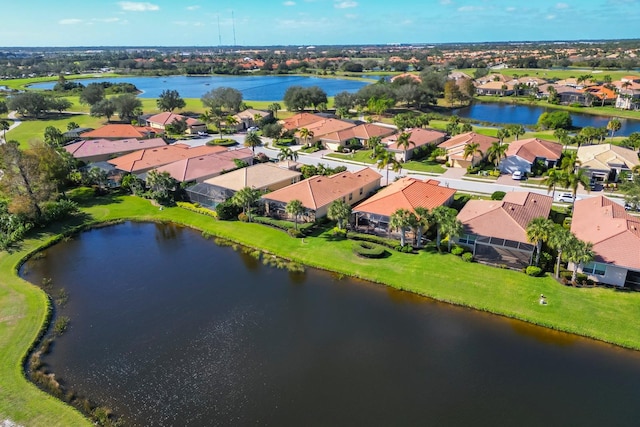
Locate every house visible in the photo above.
<box><xmin>455</xmin><ymin>191</ymin><xmax>553</xmax><ymax>268</ymax></box>
<box><xmin>390</xmin><ymin>73</ymin><xmax>422</xmax><ymax>83</ymax></box>
<box><xmin>145</xmin><ymin>112</ymin><xmax>207</xmax><ymax>134</ymax></box>
<box><xmin>232</xmin><ymin>109</ymin><xmax>273</xmax><ymax>130</ymax></box>
<box><xmin>186</xmin><ymin>162</ymin><xmax>303</xmax><ymax>209</ymax></box>
<box><xmin>108</xmin><ymin>144</ymin><xmax>227</xmax><ymax>175</ymax></box>
<box><xmin>382</xmin><ymin>128</ymin><xmax>447</xmax><ymax>162</ymax></box>
<box><xmin>353</xmin><ymin>177</ymin><xmax>456</xmax><ymax>235</ymax></box>
<box><xmin>577</xmin><ymin>144</ymin><xmax>639</xmax><ymax>182</ymax></box>
<box><xmin>296</xmin><ymin>118</ymin><xmax>356</xmax><ymax>145</ymax></box>
<box><xmin>571</xmin><ymin>196</ymin><xmax>640</xmax><ymax>287</ymax></box>
<box><xmin>555</xmin><ymin>77</ymin><xmax>596</xmax><ymax>89</ymax></box>
<box><xmin>280</xmin><ymin>112</ymin><xmax>326</xmax><ymax>132</ymax></box>
<box><xmin>63</xmin><ymin>127</ymin><xmax>93</xmax><ymax>140</ymax></box>
<box><xmin>64</xmin><ymin>137</ymin><xmax>167</xmax><ymax>163</ymax></box>
<box><xmin>262</xmin><ymin>167</ymin><xmax>382</xmax><ymax>222</ymax></box>
<box><xmin>500</xmin><ymin>138</ymin><xmax>563</xmax><ymax>174</ymax></box>
<box><xmin>154</xmin><ymin>148</ymin><xmax>254</xmax><ymax>183</ymax></box>
<box><xmin>614</xmin><ymin>77</ymin><xmax>640</xmax><ymax>110</ymax></box>
<box><xmin>476</xmin><ymin>80</ymin><xmax>515</xmax><ymax>96</ymax></box>
<box><xmin>583</xmin><ymin>85</ymin><xmax>617</xmax><ymax>106</ymax></box>
<box><xmin>554</xmin><ymin>86</ymin><xmax>593</xmax><ymax>106</ymax></box>
<box><xmin>438</xmin><ymin>132</ymin><xmax>499</xmax><ymax>168</ymax></box>
<box><xmin>321</xmin><ymin>123</ymin><xmax>396</xmax><ymax>152</ymax></box>
<box><xmin>80</xmin><ymin>124</ymin><xmax>159</xmax><ymax>140</ymax></box>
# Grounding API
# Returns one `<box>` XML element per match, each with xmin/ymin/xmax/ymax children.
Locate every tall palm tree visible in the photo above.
<box><xmin>366</xmin><ymin>135</ymin><xmax>382</xmax><ymax>150</ymax></box>
<box><xmin>413</xmin><ymin>206</ymin><xmax>431</xmax><ymax>248</ymax></box>
<box><xmin>225</xmin><ymin>115</ymin><xmax>239</xmax><ymax>134</ymax></box>
<box><xmin>395</xmin><ymin>131</ymin><xmax>415</xmax><ymax>159</ymax></box>
<box><xmin>298</xmin><ymin>127</ymin><xmax>314</xmax><ymax>147</ymax></box>
<box><xmin>441</xmin><ymin>214</ymin><xmax>463</xmax><ymax>252</ymax></box>
<box><xmin>496</xmin><ymin>128</ymin><xmax>510</xmax><ymax>144</ymax></box>
<box><xmin>548</xmin><ymin>225</ymin><xmax>573</xmax><ymax>279</ymax></box>
<box><xmin>278</xmin><ymin>147</ymin><xmax>298</xmax><ymax>162</ymax></box>
<box><xmin>285</xmin><ymin>199</ymin><xmax>305</xmax><ymax>230</ymax></box>
<box><xmin>565</xmin><ymin>237</ymin><xmax>594</xmax><ymax>283</ymax></box>
<box><xmin>231</xmin><ymin>187</ymin><xmax>261</xmax><ymax>222</ymax></box>
<box><xmin>543</xmin><ymin>168</ymin><xmax>567</xmax><ymax>200</ymax></box>
<box><xmin>463</xmin><ymin>142</ymin><xmax>483</xmax><ymax>163</ymax></box>
<box><xmin>560</xmin><ymin>150</ymin><xmax>580</xmax><ymax>173</ymax></box>
<box><xmin>566</xmin><ymin>168</ymin><xmax>590</xmax><ymax>206</ymax></box>
<box><xmin>244</xmin><ymin>131</ymin><xmax>262</xmax><ymax>155</ymax></box>
<box><xmin>375</xmin><ymin>149</ymin><xmax>401</xmax><ymax>185</ymax></box>
<box><xmin>507</xmin><ymin>124</ymin><xmax>525</xmax><ymax>140</ymax></box>
<box><xmin>553</xmin><ymin>128</ymin><xmax>569</xmax><ymax>149</ymax></box>
<box><xmin>0</xmin><ymin>119</ymin><xmax>10</xmax><ymax>140</ymax></box>
<box><xmin>268</xmin><ymin>102</ymin><xmax>281</xmax><ymax>118</ymax></box>
<box><xmin>431</xmin><ymin>205</ymin><xmax>458</xmax><ymax>252</ymax></box>
<box><xmin>389</xmin><ymin>208</ymin><xmax>416</xmax><ymax>247</ymax></box>
<box><xmin>327</xmin><ymin>199</ymin><xmax>352</xmax><ymax>231</ymax></box>
<box><xmin>526</xmin><ymin>217</ymin><xmax>554</xmax><ymax>266</ymax></box>
<box><xmin>607</xmin><ymin>118</ymin><xmax>622</xmax><ymax>138</ymax></box>
<box><xmin>486</xmin><ymin>140</ymin><xmax>508</xmax><ymax>170</ymax></box>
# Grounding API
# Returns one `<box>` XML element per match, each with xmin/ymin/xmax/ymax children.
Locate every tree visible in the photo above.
<box><xmin>413</xmin><ymin>206</ymin><xmax>431</xmax><ymax>248</ymax></box>
<box><xmin>298</xmin><ymin>127</ymin><xmax>314</xmax><ymax>147</ymax></box>
<box><xmin>49</xmin><ymin>98</ymin><xmax>72</xmax><ymax>113</ymax></box>
<box><xmin>145</xmin><ymin>170</ymin><xmax>176</xmax><ymax>205</ymax></box>
<box><xmin>113</xmin><ymin>94</ymin><xmax>142</xmax><ymax>123</ymax></box>
<box><xmin>327</xmin><ymin>199</ymin><xmax>352</xmax><ymax>231</ymax></box>
<box><xmin>231</xmin><ymin>187</ymin><xmax>261</xmax><ymax>222</ymax></box>
<box><xmin>389</xmin><ymin>208</ymin><xmax>416</xmax><ymax>247</ymax></box>
<box><xmin>486</xmin><ymin>141</ymin><xmax>508</xmax><ymax>170</ymax></box>
<box><xmin>443</xmin><ymin>80</ymin><xmax>462</xmax><ymax>106</ymax></box>
<box><xmin>553</xmin><ymin>128</ymin><xmax>569</xmax><ymax>149</ymax></box>
<box><xmin>0</xmin><ymin>119</ymin><xmax>10</xmax><ymax>140</ymax></box>
<box><xmin>7</xmin><ymin>92</ymin><xmax>52</xmax><ymax>118</ymax></box>
<box><xmin>267</xmin><ymin>102</ymin><xmax>281</xmax><ymax>118</ymax></box>
<box><xmin>333</xmin><ymin>91</ymin><xmax>356</xmax><ymax>112</ymax></box>
<box><xmin>548</xmin><ymin>225</ymin><xmax>573</xmax><ymax>279</ymax></box>
<box><xmin>395</xmin><ymin>132</ymin><xmax>415</xmax><ymax>156</ymax></box>
<box><xmin>526</xmin><ymin>217</ymin><xmax>554</xmax><ymax>266</ymax></box>
<box><xmin>431</xmin><ymin>205</ymin><xmax>459</xmax><ymax>251</ymax></box>
<box><xmin>463</xmin><ymin>142</ymin><xmax>482</xmax><ymax>162</ymax></box>
<box><xmin>90</xmin><ymin>98</ymin><xmax>116</xmax><ymax>122</ymax></box>
<box><xmin>244</xmin><ymin>131</ymin><xmax>262</xmax><ymax>155</ymax></box>
<box><xmin>496</xmin><ymin>128</ymin><xmax>510</xmax><ymax>144</ymax></box>
<box><xmin>87</xmin><ymin>167</ymin><xmax>109</xmax><ymax>192</ymax></box>
<box><xmin>201</xmin><ymin>87</ymin><xmax>243</xmax><ymax>113</ymax></box>
<box><xmin>278</xmin><ymin>147</ymin><xmax>298</xmax><ymax>162</ymax></box>
<box><xmin>66</xmin><ymin>121</ymin><xmax>79</xmax><ymax>131</ymax></box>
<box><xmin>506</xmin><ymin>124</ymin><xmax>525</xmax><ymax>140</ymax></box>
<box><xmin>607</xmin><ymin>118</ymin><xmax>622</xmax><ymax>138</ymax></box>
<box><xmin>283</xmin><ymin>86</ymin><xmax>308</xmax><ymax>111</ymax></box>
<box><xmin>79</xmin><ymin>83</ymin><xmax>105</xmax><ymax>106</ymax></box>
<box><xmin>565</xmin><ymin>168</ymin><xmax>590</xmax><ymax>205</ymax></box>
<box><xmin>565</xmin><ymin>237</ymin><xmax>594</xmax><ymax>283</ymax></box>
<box><xmin>43</xmin><ymin>126</ymin><xmax>65</xmax><ymax>148</ymax></box>
<box><xmin>537</xmin><ymin>111</ymin><xmax>572</xmax><ymax>130</ymax></box>
<box><xmin>375</xmin><ymin>149</ymin><xmax>401</xmax><ymax>185</ymax></box>
<box><xmin>225</xmin><ymin>115</ymin><xmax>239</xmax><ymax>134</ymax></box>
<box><xmin>156</xmin><ymin>89</ymin><xmax>186</xmax><ymax>112</ymax></box>
<box><xmin>543</xmin><ymin>168</ymin><xmax>566</xmax><ymax>200</ymax></box>
<box><xmin>285</xmin><ymin>199</ymin><xmax>305</xmax><ymax>230</ymax></box>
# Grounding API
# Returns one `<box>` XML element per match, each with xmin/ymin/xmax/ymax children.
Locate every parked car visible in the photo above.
<box><xmin>247</xmin><ymin>126</ymin><xmax>259</xmax><ymax>132</ymax></box>
<box><xmin>556</xmin><ymin>193</ymin><xmax>575</xmax><ymax>203</ymax></box>
<box><xmin>197</xmin><ymin>131</ymin><xmax>208</xmax><ymax>137</ymax></box>
<box><xmin>624</xmin><ymin>202</ymin><xmax>639</xmax><ymax>212</ymax></box>
<box><xmin>511</xmin><ymin>170</ymin><xmax>524</xmax><ymax>180</ymax></box>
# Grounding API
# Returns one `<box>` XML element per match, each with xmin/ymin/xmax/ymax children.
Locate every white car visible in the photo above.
<box><xmin>556</xmin><ymin>193</ymin><xmax>575</xmax><ymax>203</ymax></box>
<box><xmin>511</xmin><ymin>170</ymin><xmax>524</xmax><ymax>180</ymax></box>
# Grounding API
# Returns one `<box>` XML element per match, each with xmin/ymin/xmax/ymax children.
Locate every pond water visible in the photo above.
<box><xmin>453</xmin><ymin>102</ymin><xmax>640</xmax><ymax>136</ymax></box>
<box><xmin>28</xmin><ymin>75</ymin><xmax>370</xmax><ymax>101</ymax></box>
<box><xmin>20</xmin><ymin>222</ymin><xmax>640</xmax><ymax>426</ymax></box>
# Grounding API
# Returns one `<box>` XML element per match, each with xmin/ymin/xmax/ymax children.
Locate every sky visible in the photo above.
<box><xmin>1</xmin><ymin>0</ymin><xmax>639</xmax><ymax>47</ymax></box>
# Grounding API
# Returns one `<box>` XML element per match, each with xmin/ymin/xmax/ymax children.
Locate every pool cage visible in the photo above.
<box><xmin>185</xmin><ymin>183</ymin><xmax>235</xmax><ymax>210</ymax></box>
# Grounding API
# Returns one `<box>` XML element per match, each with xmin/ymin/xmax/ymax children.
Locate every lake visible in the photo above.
<box><xmin>28</xmin><ymin>75</ymin><xmax>371</xmax><ymax>101</ymax></box>
<box><xmin>20</xmin><ymin>222</ymin><xmax>640</xmax><ymax>426</ymax></box>
<box><xmin>453</xmin><ymin>102</ymin><xmax>640</xmax><ymax>137</ymax></box>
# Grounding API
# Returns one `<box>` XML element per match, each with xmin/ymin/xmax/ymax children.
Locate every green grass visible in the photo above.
<box><xmin>4</xmin><ymin>190</ymin><xmax>640</xmax><ymax>424</ymax></box>
<box><xmin>5</xmin><ymin>114</ymin><xmax>105</xmax><ymax>149</ymax></box>
<box><xmin>402</xmin><ymin>160</ymin><xmax>446</xmax><ymax>174</ymax></box>
<box><xmin>326</xmin><ymin>149</ymin><xmax>377</xmax><ymax>164</ymax></box>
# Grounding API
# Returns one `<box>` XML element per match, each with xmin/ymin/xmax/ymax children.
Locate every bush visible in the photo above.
<box><xmin>394</xmin><ymin>244</ymin><xmax>413</xmax><ymax>253</ymax></box>
<box><xmin>177</xmin><ymin>201</ymin><xmax>217</xmax><ymax>218</ymax></box>
<box><xmin>461</xmin><ymin>252</ymin><xmax>474</xmax><ymax>262</ymax></box>
<box><xmin>491</xmin><ymin>191</ymin><xmax>506</xmax><ymax>200</ymax></box>
<box><xmin>348</xmin><ymin>232</ymin><xmax>399</xmax><ymax>249</ymax></box>
<box><xmin>353</xmin><ymin>241</ymin><xmax>387</xmax><ymax>258</ymax></box>
<box><xmin>451</xmin><ymin>246</ymin><xmax>465</xmax><ymax>256</ymax></box>
<box><xmin>41</xmin><ymin>199</ymin><xmax>79</xmax><ymax>223</ymax></box>
<box><xmin>525</xmin><ymin>266</ymin><xmax>543</xmax><ymax>277</ymax></box>
<box><xmin>215</xmin><ymin>200</ymin><xmax>241</xmax><ymax>220</ymax></box>
<box><xmin>207</xmin><ymin>138</ymin><xmax>237</xmax><ymax>147</ymax></box>
<box><xmin>237</xmin><ymin>212</ymin><xmax>249</xmax><ymax>222</ymax></box>
<box><xmin>287</xmin><ymin>228</ymin><xmax>303</xmax><ymax>238</ymax></box>
<box><xmin>488</xmin><ymin>170</ymin><xmax>501</xmax><ymax>177</ymax></box>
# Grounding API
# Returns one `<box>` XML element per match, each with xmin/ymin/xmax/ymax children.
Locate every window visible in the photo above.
<box><xmin>359</xmin><ymin>187</ymin><xmax>363</xmax><ymax>195</ymax></box>
<box><xmin>582</xmin><ymin>262</ymin><xmax>606</xmax><ymax>276</ymax></box>
<box><xmin>458</xmin><ymin>234</ymin><xmax>476</xmax><ymax>245</ymax></box>
<box><xmin>349</xmin><ymin>193</ymin><xmax>353</xmax><ymax>201</ymax></box>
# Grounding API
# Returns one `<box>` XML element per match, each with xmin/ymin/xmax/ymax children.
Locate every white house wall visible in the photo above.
<box><xmin>500</xmin><ymin>155</ymin><xmax>531</xmax><ymax>174</ymax></box>
<box><xmin>574</xmin><ymin>262</ymin><xmax>628</xmax><ymax>287</ymax></box>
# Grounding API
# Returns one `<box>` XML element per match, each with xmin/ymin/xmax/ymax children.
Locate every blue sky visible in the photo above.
<box><xmin>2</xmin><ymin>0</ymin><xmax>638</xmax><ymax>47</ymax></box>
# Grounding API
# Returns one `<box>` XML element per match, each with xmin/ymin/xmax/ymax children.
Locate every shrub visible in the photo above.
<box><xmin>177</xmin><ymin>201</ymin><xmax>217</xmax><ymax>218</ymax></box>
<box><xmin>287</xmin><ymin>228</ymin><xmax>303</xmax><ymax>238</ymax></box>
<box><xmin>215</xmin><ymin>200</ymin><xmax>241</xmax><ymax>220</ymax></box>
<box><xmin>331</xmin><ymin>227</ymin><xmax>347</xmax><ymax>238</ymax></box>
<box><xmin>53</xmin><ymin>316</ymin><xmax>70</xmax><ymax>335</ymax></box>
<box><xmin>461</xmin><ymin>252</ymin><xmax>473</xmax><ymax>262</ymax></box>
<box><xmin>348</xmin><ymin>232</ymin><xmax>399</xmax><ymax>249</ymax></box>
<box><xmin>394</xmin><ymin>244</ymin><xmax>413</xmax><ymax>253</ymax></box>
<box><xmin>41</xmin><ymin>199</ymin><xmax>79</xmax><ymax>223</ymax></box>
<box><xmin>491</xmin><ymin>191</ymin><xmax>506</xmax><ymax>200</ymax></box>
<box><xmin>353</xmin><ymin>241</ymin><xmax>387</xmax><ymax>258</ymax></box>
<box><xmin>488</xmin><ymin>170</ymin><xmax>501</xmax><ymax>177</ymax></box>
<box><xmin>207</xmin><ymin>138</ymin><xmax>237</xmax><ymax>147</ymax></box>
<box><xmin>237</xmin><ymin>212</ymin><xmax>249</xmax><ymax>222</ymax></box>
<box><xmin>525</xmin><ymin>266</ymin><xmax>543</xmax><ymax>276</ymax></box>
<box><xmin>451</xmin><ymin>246</ymin><xmax>465</xmax><ymax>256</ymax></box>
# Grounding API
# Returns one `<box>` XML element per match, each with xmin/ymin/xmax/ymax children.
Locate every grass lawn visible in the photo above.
<box><xmin>326</xmin><ymin>149</ymin><xmax>376</xmax><ymax>164</ymax></box>
<box><xmin>402</xmin><ymin>160</ymin><xmax>446</xmax><ymax>174</ymax></box>
<box><xmin>4</xmin><ymin>190</ymin><xmax>640</xmax><ymax>424</ymax></box>
<box><xmin>5</xmin><ymin>114</ymin><xmax>106</xmax><ymax>148</ymax></box>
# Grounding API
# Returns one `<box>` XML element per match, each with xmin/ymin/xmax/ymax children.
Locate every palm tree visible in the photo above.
<box><xmin>268</xmin><ymin>102</ymin><xmax>281</xmax><ymax>118</ymax></box>
<box><xmin>367</xmin><ymin>135</ymin><xmax>382</xmax><ymax>150</ymax></box>
<box><xmin>553</xmin><ymin>128</ymin><xmax>569</xmax><ymax>149</ymax></box>
<box><xmin>526</xmin><ymin>217</ymin><xmax>554</xmax><ymax>266</ymax></box>
<box><xmin>496</xmin><ymin>128</ymin><xmax>510</xmax><ymax>144</ymax></box>
<box><xmin>507</xmin><ymin>124</ymin><xmax>525</xmax><ymax>140</ymax></box>
<box><xmin>413</xmin><ymin>206</ymin><xmax>431</xmax><ymax>248</ymax></box>
<box><xmin>486</xmin><ymin>140</ymin><xmax>508</xmax><ymax>170</ymax></box>
<box><xmin>543</xmin><ymin>168</ymin><xmax>567</xmax><ymax>200</ymax></box>
<box><xmin>565</xmin><ymin>237</ymin><xmax>594</xmax><ymax>283</ymax></box>
<box><xmin>463</xmin><ymin>142</ymin><xmax>483</xmax><ymax>163</ymax></box>
<box><xmin>560</xmin><ymin>150</ymin><xmax>580</xmax><ymax>173</ymax></box>
<box><xmin>298</xmin><ymin>127</ymin><xmax>314</xmax><ymax>147</ymax></box>
<box><xmin>431</xmin><ymin>205</ymin><xmax>458</xmax><ymax>252</ymax></box>
<box><xmin>607</xmin><ymin>118</ymin><xmax>622</xmax><ymax>138</ymax></box>
<box><xmin>278</xmin><ymin>147</ymin><xmax>298</xmax><ymax>162</ymax></box>
<box><xmin>202</xmin><ymin>109</ymin><xmax>223</xmax><ymax>139</ymax></box>
<box><xmin>375</xmin><ymin>149</ymin><xmax>401</xmax><ymax>185</ymax></box>
<box><xmin>231</xmin><ymin>187</ymin><xmax>261</xmax><ymax>222</ymax></box>
<box><xmin>327</xmin><ymin>199</ymin><xmax>352</xmax><ymax>231</ymax></box>
<box><xmin>244</xmin><ymin>131</ymin><xmax>262</xmax><ymax>155</ymax></box>
<box><xmin>566</xmin><ymin>168</ymin><xmax>590</xmax><ymax>206</ymax></box>
<box><xmin>285</xmin><ymin>199</ymin><xmax>305</xmax><ymax>230</ymax></box>
<box><xmin>441</xmin><ymin>214</ymin><xmax>463</xmax><ymax>252</ymax></box>
<box><xmin>225</xmin><ymin>115</ymin><xmax>239</xmax><ymax>134</ymax></box>
<box><xmin>389</xmin><ymin>208</ymin><xmax>416</xmax><ymax>247</ymax></box>
<box><xmin>0</xmin><ymin>119</ymin><xmax>10</xmax><ymax>140</ymax></box>
<box><xmin>395</xmin><ymin>131</ymin><xmax>415</xmax><ymax>159</ymax></box>
<box><xmin>548</xmin><ymin>225</ymin><xmax>573</xmax><ymax>279</ymax></box>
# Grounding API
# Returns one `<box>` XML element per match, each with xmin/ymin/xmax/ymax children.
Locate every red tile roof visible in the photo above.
<box><xmin>571</xmin><ymin>196</ymin><xmax>640</xmax><ymax>270</ymax></box>
<box><xmin>108</xmin><ymin>144</ymin><xmax>226</xmax><ymax>173</ymax></box>
<box><xmin>154</xmin><ymin>148</ymin><xmax>253</xmax><ymax>182</ymax></box>
<box><xmin>321</xmin><ymin>123</ymin><xmax>396</xmax><ymax>143</ymax></box>
<box><xmin>280</xmin><ymin>113</ymin><xmax>325</xmax><ymax>131</ymax></box>
<box><xmin>383</xmin><ymin>128</ymin><xmax>446</xmax><ymax>151</ymax></box>
<box><xmin>81</xmin><ymin>124</ymin><xmax>158</xmax><ymax>139</ymax></box>
<box><xmin>64</xmin><ymin>137</ymin><xmax>166</xmax><ymax>159</ymax></box>
<box><xmin>146</xmin><ymin>112</ymin><xmax>203</xmax><ymax>127</ymax></box>
<box><xmin>506</xmin><ymin>138</ymin><xmax>563</xmax><ymax>164</ymax></box>
<box><xmin>353</xmin><ymin>177</ymin><xmax>455</xmax><ymax>217</ymax></box>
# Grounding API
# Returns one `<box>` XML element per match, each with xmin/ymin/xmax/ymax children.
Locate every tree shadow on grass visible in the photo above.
<box><xmin>69</xmin><ymin>188</ymin><xmax>124</xmax><ymax>209</ymax></box>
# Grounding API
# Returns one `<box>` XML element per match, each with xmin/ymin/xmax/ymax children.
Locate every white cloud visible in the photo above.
<box><xmin>118</xmin><ymin>2</ymin><xmax>160</xmax><ymax>12</ymax></box>
<box><xmin>440</xmin><ymin>0</ymin><xmax>453</xmax><ymax>4</ymax></box>
<box><xmin>283</xmin><ymin>1</ymin><xmax>296</xmax><ymax>5</ymax></box>
<box><xmin>94</xmin><ymin>17</ymin><xmax>120</xmax><ymax>23</ymax></box>
<box><xmin>506</xmin><ymin>6</ymin><xmax>516</xmax><ymax>12</ymax></box>
<box><xmin>59</xmin><ymin>18</ymin><xmax>83</xmax><ymax>25</ymax></box>
<box><xmin>546</xmin><ymin>14</ymin><xmax>556</xmax><ymax>19</ymax></box>
<box><xmin>186</xmin><ymin>5</ymin><xmax>200</xmax><ymax>10</ymax></box>
<box><xmin>335</xmin><ymin>1</ymin><xmax>357</xmax><ymax>8</ymax></box>
<box><xmin>457</xmin><ymin>5</ymin><xmax>483</xmax><ymax>11</ymax></box>
<box><xmin>556</xmin><ymin>2</ymin><xmax>569</xmax><ymax>8</ymax></box>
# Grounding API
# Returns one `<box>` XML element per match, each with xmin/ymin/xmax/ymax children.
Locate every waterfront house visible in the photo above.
<box><xmin>455</xmin><ymin>191</ymin><xmax>553</xmax><ymax>268</ymax></box>
<box><xmin>145</xmin><ymin>112</ymin><xmax>207</xmax><ymax>134</ymax></box>
<box><xmin>500</xmin><ymin>138</ymin><xmax>563</xmax><ymax>174</ymax></box>
<box><xmin>80</xmin><ymin>124</ymin><xmax>159</xmax><ymax>140</ymax></box>
<box><xmin>321</xmin><ymin>123</ymin><xmax>396</xmax><ymax>152</ymax></box>
<box><xmin>577</xmin><ymin>144</ymin><xmax>639</xmax><ymax>182</ymax></box>
<box><xmin>154</xmin><ymin>148</ymin><xmax>254</xmax><ymax>183</ymax></box>
<box><xmin>571</xmin><ymin>196</ymin><xmax>640</xmax><ymax>287</ymax></box>
<box><xmin>262</xmin><ymin>167</ymin><xmax>381</xmax><ymax>222</ymax></box>
<box><xmin>232</xmin><ymin>108</ymin><xmax>273</xmax><ymax>130</ymax></box>
<box><xmin>280</xmin><ymin>112</ymin><xmax>326</xmax><ymax>132</ymax></box>
<box><xmin>382</xmin><ymin>128</ymin><xmax>447</xmax><ymax>162</ymax></box>
<box><xmin>108</xmin><ymin>144</ymin><xmax>226</xmax><ymax>175</ymax></box>
<box><xmin>438</xmin><ymin>132</ymin><xmax>498</xmax><ymax>169</ymax></box>
<box><xmin>64</xmin><ymin>137</ymin><xmax>167</xmax><ymax>163</ymax></box>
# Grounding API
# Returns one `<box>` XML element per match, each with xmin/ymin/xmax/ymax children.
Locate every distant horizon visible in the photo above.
<box><xmin>2</xmin><ymin>1</ymin><xmax>637</xmax><ymax>48</ymax></box>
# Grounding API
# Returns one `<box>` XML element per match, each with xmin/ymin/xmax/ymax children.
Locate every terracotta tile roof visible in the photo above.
<box><xmin>571</xmin><ymin>196</ymin><xmax>640</xmax><ymax>270</ymax></box>
<box><xmin>64</xmin><ymin>137</ymin><xmax>166</xmax><ymax>159</ymax></box>
<box><xmin>234</xmin><ymin>108</ymin><xmax>271</xmax><ymax>120</ymax></box>
<box><xmin>154</xmin><ymin>148</ymin><xmax>253</xmax><ymax>182</ymax></box>
<box><xmin>108</xmin><ymin>144</ymin><xmax>226</xmax><ymax>173</ymax></box>
<box><xmin>146</xmin><ymin>112</ymin><xmax>203</xmax><ymax>127</ymax></box>
<box><xmin>353</xmin><ymin>177</ymin><xmax>455</xmax><ymax>217</ymax></box>
<box><xmin>299</xmin><ymin>118</ymin><xmax>355</xmax><ymax>138</ymax></box>
<box><xmin>262</xmin><ymin>167</ymin><xmax>382</xmax><ymax>210</ymax></box>
<box><xmin>438</xmin><ymin>132</ymin><xmax>498</xmax><ymax>150</ymax></box>
<box><xmin>577</xmin><ymin>144</ymin><xmax>640</xmax><ymax>171</ymax></box>
<box><xmin>505</xmin><ymin>138</ymin><xmax>563</xmax><ymax>164</ymax></box>
<box><xmin>390</xmin><ymin>73</ymin><xmax>422</xmax><ymax>83</ymax></box>
<box><xmin>280</xmin><ymin>113</ymin><xmax>325</xmax><ymax>131</ymax></box>
<box><xmin>383</xmin><ymin>127</ymin><xmax>446</xmax><ymax>151</ymax></box>
<box><xmin>321</xmin><ymin>123</ymin><xmax>396</xmax><ymax>143</ymax></box>
<box><xmin>204</xmin><ymin>162</ymin><xmax>302</xmax><ymax>192</ymax></box>
<box><xmin>582</xmin><ymin>85</ymin><xmax>616</xmax><ymax>100</ymax></box>
<box><xmin>457</xmin><ymin>191</ymin><xmax>553</xmax><ymax>242</ymax></box>
<box><xmin>81</xmin><ymin>124</ymin><xmax>158</xmax><ymax>139</ymax></box>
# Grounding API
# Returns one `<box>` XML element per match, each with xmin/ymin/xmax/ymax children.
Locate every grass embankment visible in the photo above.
<box><xmin>2</xmin><ymin>73</ymin><xmax>123</xmax><ymax>91</ymax></box>
<box><xmin>4</xmin><ymin>191</ymin><xmax>640</xmax><ymax>424</ymax></box>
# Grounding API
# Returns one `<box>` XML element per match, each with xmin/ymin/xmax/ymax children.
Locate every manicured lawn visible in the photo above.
<box><xmin>326</xmin><ymin>149</ymin><xmax>376</xmax><ymax>164</ymax></box>
<box><xmin>402</xmin><ymin>160</ymin><xmax>446</xmax><ymax>174</ymax></box>
<box><xmin>5</xmin><ymin>114</ymin><xmax>105</xmax><ymax>148</ymax></box>
<box><xmin>4</xmin><ymin>190</ymin><xmax>640</xmax><ymax>425</ymax></box>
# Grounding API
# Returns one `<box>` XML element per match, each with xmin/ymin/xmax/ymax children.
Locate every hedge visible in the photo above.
<box><xmin>207</xmin><ymin>138</ymin><xmax>238</xmax><ymax>147</ymax></box>
<box><xmin>352</xmin><ymin>241</ymin><xmax>387</xmax><ymax>258</ymax></box>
